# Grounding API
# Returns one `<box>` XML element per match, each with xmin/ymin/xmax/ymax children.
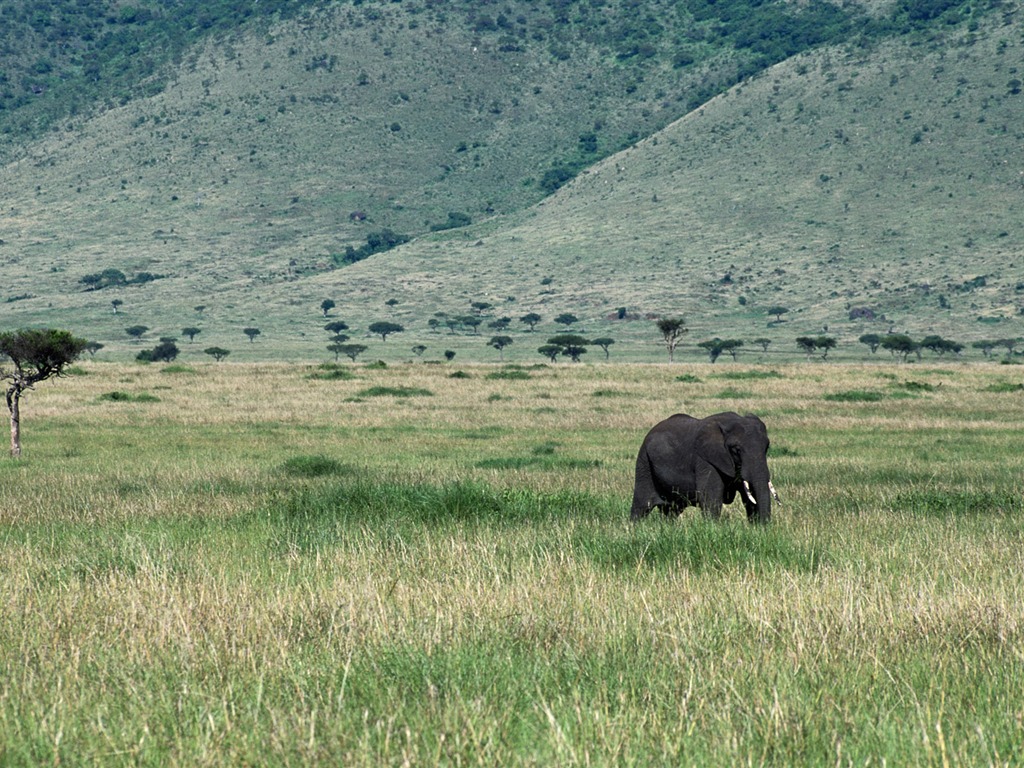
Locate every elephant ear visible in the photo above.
<box><xmin>696</xmin><ymin>421</ymin><xmax>736</xmax><ymax>477</ymax></box>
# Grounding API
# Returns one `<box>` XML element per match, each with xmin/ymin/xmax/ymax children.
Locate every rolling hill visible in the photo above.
<box><xmin>1</xmin><ymin>0</ymin><xmax>1022</xmax><ymax>363</ymax></box>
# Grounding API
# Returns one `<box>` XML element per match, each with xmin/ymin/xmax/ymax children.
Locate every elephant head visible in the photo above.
<box><xmin>697</xmin><ymin>413</ymin><xmax>775</xmax><ymax>523</ymax></box>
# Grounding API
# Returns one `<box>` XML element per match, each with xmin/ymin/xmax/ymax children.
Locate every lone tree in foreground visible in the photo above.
<box><xmin>1</xmin><ymin>328</ymin><xmax>88</xmax><ymax>458</ymax></box>
<box><xmin>656</xmin><ymin>318</ymin><xmax>688</xmax><ymax>362</ymax></box>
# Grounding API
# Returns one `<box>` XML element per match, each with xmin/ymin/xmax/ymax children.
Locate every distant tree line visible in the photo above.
<box><xmin>332</xmin><ymin>229</ymin><xmax>410</xmax><ymax>267</ymax></box>
<box><xmin>80</xmin><ymin>269</ymin><xmax>164</xmax><ymax>290</ymax></box>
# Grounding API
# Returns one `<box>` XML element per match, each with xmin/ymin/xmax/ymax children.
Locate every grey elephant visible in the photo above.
<box><xmin>630</xmin><ymin>411</ymin><xmax>778</xmax><ymax>523</ymax></box>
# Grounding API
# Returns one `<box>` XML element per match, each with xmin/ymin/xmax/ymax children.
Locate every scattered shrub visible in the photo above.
<box><xmin>984</xmin><ymin>382</ymin><xmax>1024</xmax><ymax>393</ymax></box>
<box><xmin>280</xmin><ymin>455</ymin><xmax>352</xmax><ymax>479</ymax></box>
<box><xmin>486</xmin><ymin>369</ymin><xmax>531</xmax><ymax>380</ymax></box>
<box><xmin>713</xmin><ymin>370</ymin><xmax>784</xmax><ymax>380</ymax></box>
<box><xmin>97</xmin><ymin>391</ymin><xmax>160</xmax><ymax>403</ymax></box>
<box><xmin>356</xmin><ymin>386</ymin><xmax>433</xmax><ymax>398</ymax></box>
<box><xmin>308</xmin><ymin>364</ymin><xmax>355</xmax><ymax>381</ymax></box>
<box><xmin>896</xmin><ymin>380</ymin><xmax>936</xmax><ymax>392</ymax></box>
<box><xmin>824</xmin><ymin>390</ymin><xmax>885</xmax><ymax>402</ymax></box>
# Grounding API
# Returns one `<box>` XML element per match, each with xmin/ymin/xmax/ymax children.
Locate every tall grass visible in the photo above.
<box><xmin>1</xmin><ymin>362</ymin><xmax>1022</xmax><ymax>765</ymax></box>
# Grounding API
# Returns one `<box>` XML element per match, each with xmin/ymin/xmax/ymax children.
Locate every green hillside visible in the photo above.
<box><xmin>2</xmin><ymin>0</ymin><xmax>1022</xmax><ymax>363</ymax></box>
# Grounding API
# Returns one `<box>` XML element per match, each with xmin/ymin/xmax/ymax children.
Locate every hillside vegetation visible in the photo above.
<box><xmin>1</xmin><ymin>0</ymin><xmax>1023</xmax><ymax>362</ymax></box>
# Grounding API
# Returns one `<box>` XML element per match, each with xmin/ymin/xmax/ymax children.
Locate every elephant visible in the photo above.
<box><xmin>630</xmin><ymin>411</ymin><xmax>778</xmax><ymax>523</ymax></box>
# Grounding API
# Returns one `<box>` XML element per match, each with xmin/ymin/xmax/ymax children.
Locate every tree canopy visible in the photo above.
<box><xmin>656</xmin><ymin>318</ymin><xmax>688</xmax><ymax>362</ymax></box>
<box><xmin>0</xmin><ymin>328</ymin><xmax>88</xmax><ymax>457</ymax></box>
<box><xmin>369</xmin><ymin>321</ymin><xmax>404</xmax><ymax>341</ymax></box>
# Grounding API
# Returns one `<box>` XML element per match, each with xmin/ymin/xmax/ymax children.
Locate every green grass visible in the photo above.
<box><xmin>824</xmin><ymin>389</ymin><xmax>885</xmax><ymax>402</ymax></box>
<box><xmin>96</xmin><ymin>390</ymin><xmax>161</xmax><ymax>403</ymax></box>
<box><xmin>1</xmin><ymin>362</ymin><xmax>1023</xmax><ymax>765</ymax></box>
<box><xmin>355</xmin><ymin>386</ymin><xmax>433</xmax><ymax>398</ymax></box>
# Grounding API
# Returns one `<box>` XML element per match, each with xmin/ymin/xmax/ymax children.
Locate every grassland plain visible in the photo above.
<box><xmin>1</xmin><ymin>360</ymin><xmax>1023</xmax><ymax>765</ymax></box>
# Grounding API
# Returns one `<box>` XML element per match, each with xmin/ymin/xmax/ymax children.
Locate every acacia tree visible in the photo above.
<box><xmin>458</xmin><ymin>315</ymin><xmax>482</xmax><ymax>335</ymax></box>
<box><xmin>816</xmin><ymin>336</ymin><xmax>837</xmax><ymax>360</ymax></box>
<box><xmin>321</xmin><ymin>299</ymin><xmax>336</xmax><ymax>317</ymax></box>
<box><xmin>698</xmin><ymin>338</ymin><xmax>726</xmax><ymax>363</ymax></box>
<box><xmin>538</xmin><ymin>344</ymin><xmax>562</xmax><ymax>363</ymax></box>
<box><xmin>881</xmin><ymin>334</ymin><xmax>918</xmax><ymax>362</ymax></box>
<box><xmin>548</xmin><ymin>334</ymin><xmax>588</xmax><ymax>362</ymax></box>
<box><xmin>996</xmin><ymin>337</ymin><xmax>1021</xmax><ymax>357</ymax></box>
<box><xmin>520</xmin><ymin>313</ymin><xmax>542</xmax><ymax>332</ymax></box>
<box><xmin>1</xmin><ymin>329</ymin><xmax>88</xmax><ymax>458</ymax></box>
<box><xmin>337</xmin><ymin>344</ymin><xmax>368</xmax><ymax>362</ymax></box>
<box><xmin>972</xmin><ymin>340</ymin><xmax>997</xmax><ymax>359</ymax></box>
<box><xmin>137</xmin><ymin>341</ymin><xmax>179</xmax><ymax>363</ymax></box>
<box><xmin>754</xmin><ymin>337</ymin><xmax>772</xmax><ymax>353</ymax></box>
<box><xmin>182</xmin><ymin>326</ymin><xmax>202</xmax><ymax>342</ymax></box>
<box><xmin>369</xmin><ymin>321</ymin><xmax>404</xmax><ymax>341</ymax></box>
<box><xmin>204</xmin><ymin>346</ymin><xmax>231</xmax><ymax>362</ymax></box>
<box><xmin>656</xmin><ymin>318</ymin><xmax>688</xmax><ymax>362</ymax></box>
<box><xmin>488</xmin><ymin>335</ymin><xmax>514</xmax><ymax>361</ymax></box>
<box><xmin>554</xmin><ymin>313</ymin><xmax>579</xmax><ymax>329</ymax></box>
<box><xmin>859</xmin><ymin>333</ymin><xmax>882</xmax><ymax>354</ymax></box>
<box><xmin>796</xmin><ymin>336</ymin><xmax>818</xmax><ymax>360</ymax></box>
<box><xmin>796</xmin><ymin>335</ymin><xmax>836</xmax><ymax>360</ymax></box>
<box><xmin>591</xmin><ymin>337</ymin><xmax>615</xmax><ymax>360</ymax></box>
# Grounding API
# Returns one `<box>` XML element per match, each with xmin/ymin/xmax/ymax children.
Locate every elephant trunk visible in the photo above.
<box><xmin>741</xmin><ymin>470</ymin><xmax>772</xmax><ymax>524</ymax></box>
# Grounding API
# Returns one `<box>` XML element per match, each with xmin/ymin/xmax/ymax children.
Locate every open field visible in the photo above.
<box><xmin>1</xmin><ymin>360</ymin><xmax>1023</xmax><ymax>765</ymax></box>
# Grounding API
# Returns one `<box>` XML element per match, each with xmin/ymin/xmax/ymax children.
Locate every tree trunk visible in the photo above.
<box><xmin>8</xmin><ymin>389</ymin><xmax>21</xmax><ymax>458</ymax></box>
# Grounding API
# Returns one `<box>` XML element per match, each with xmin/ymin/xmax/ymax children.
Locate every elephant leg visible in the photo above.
<box><xmin>697</xmin><ymin>471</ymin><xmax>725</xmax><ymax>520</ymax></box>
<box><xmin>630</xmin><ymin>491</ymin><xmax>664</xmax><ymax>520</ymax></box>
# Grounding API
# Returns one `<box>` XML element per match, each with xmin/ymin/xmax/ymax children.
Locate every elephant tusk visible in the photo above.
<box><xmin>742</xmin><ymin>480</ymin><xmax>758</xmax><ymax>507</ymax></box>
<box><xmin>769</xmin><ymin>480</ymin><xmax>782</xmax><ymax>505</ymax></box>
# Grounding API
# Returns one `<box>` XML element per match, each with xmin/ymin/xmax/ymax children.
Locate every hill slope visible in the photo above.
<box><xmin>2</xmin><ymin>0</ymin><xmax>1022</xmax><ymax>362</ymax></box>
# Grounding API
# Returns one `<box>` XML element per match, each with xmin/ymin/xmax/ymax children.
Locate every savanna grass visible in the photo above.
<box><xmin>1</xmin><ymin>361</ymin><xmax>1022</xmax><ymax>765</ymax></box>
